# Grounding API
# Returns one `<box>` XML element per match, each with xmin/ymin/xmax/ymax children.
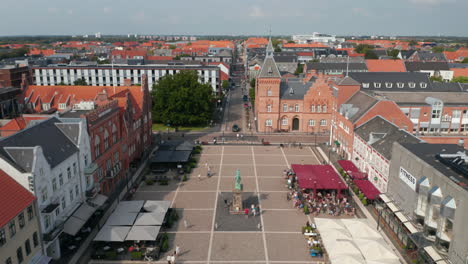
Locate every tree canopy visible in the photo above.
<box><xmin>387</xmin><ymin>49</ymin><xmax>400</xmax><ymax>59</ymax></box>
<box><xmin>151</xmin><ymin>71</ymin><xmax>215</xmax><ymax>126</ymax></box>
<box><xmin>451</xmin><ymin>76</ymin><xmax>468</xmax><ymax>83</ymax></box>
<box><xmin>294</xmin><ymin>63</ymin><xmax>304</xmax><ymax>75</ymax></box>
<box><xmin>354</xmin><ymin>44</ymin><xmax>374</xmax><ymax>54</ymax></box>
<box><xmin>364</xmin><ymin>50</ymin><xmax>378</xmax><ymax>59</ymax></box>
<box><xmin>73</xmin><ymin>78</ymin><xmax>88</xmax><ymax>86</ymax></box>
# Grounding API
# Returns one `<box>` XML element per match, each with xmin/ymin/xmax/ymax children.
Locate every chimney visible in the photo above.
<box><xmin>123</xmin><ymin>78</ymin><xmax>132</xmax><ymax>86</ymax></box>
<box><xmin>20</xmin><ymin>73</ymin><xmax>29</xmax><ymax>91</ymax></box>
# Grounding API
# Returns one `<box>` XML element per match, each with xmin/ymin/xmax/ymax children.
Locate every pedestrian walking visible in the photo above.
<box><xmin>205</xmin><ymin>162</ymin><xmax>208</xmax><ymax>168</ymax></box>
<box><xmin>198</xmin><ymin>174</ymin><xmax>201</xmax><ymax>181</ymax></box>
<box><xmin>240</xmin><ymin>134</ymin><xmax>244</xmax><ymax>140</ymax></box>
<box><xmin>170</xmin><ymin>254</ymin><xmax>176</xmax><ymax>264</ymax></box>
<box><xmin>184</xmin><ymin>220</ymin><xmax>189</xmax><ymax>229</ymax></box>
<box><xmin>175</xmin><ymin>246</ymin><xmax>180</xmax><ymax>256</ymax></box>
<box><xmin>167</xmin><ymin>254</ymin><xmax>172</xmax><ymax>264</ymax></box>
<box><xmin>236</xmin><ymin>133</ymin><xmax>239</xmax><ymax>140</ymax></box>
<box><xmin>256</xmin><ymin>205</ymin><xmax>260</xmax><ymax>215</ymax></box>
<box><xmin>224</xmin><ymin>199</ymin><xmax>228</xmax><ymax>207</ymax></box>
<box><xmin>244</xmin><ymin>208</ymin><xmax>249</xmax><ymax>218</ymax></box>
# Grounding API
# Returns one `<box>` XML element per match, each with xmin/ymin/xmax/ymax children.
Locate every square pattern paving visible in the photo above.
<box><xmin>130</xmin><ymin>145</ymin><xmax>324</xmax><ymax>263</ymax></box>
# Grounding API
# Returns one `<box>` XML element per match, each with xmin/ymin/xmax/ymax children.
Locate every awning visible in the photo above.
<box><xmin>73</xmin><ymin>203</ymin><xmax>97</xmax><ymax>221</ymax></box>
<box><xmin>395</xmin><ymin>212</ymin><xmax>409</xmax><ymax>223</ymax></box>
<box><xmin>338</xmin><ymin>160</ymin><xmax>367</xmax><ymax>179</ymax></box>
<box><xmin>419</xmin><ymin>122</ymin><xmax>429</xmax><ymax>128</ymax></box>
<box><xmin>451</xmin><ymin>123</ymin><xmax>460</xmax><ymax>129</ymax></box>
<box><xmin>94</xmin><ymin>226</ymin><xmax>131</xmax><ymax>242</ymax></box>
<box><xmin>424</xmin><ymin>246</ymin><xmax>446</xmax><ymax>262</ymax></box>
<box><xmin>143</xmin><ymin>200</ymin><xmax>171</xmax><ymax>213</ymax></box>
<box><xmin>125</xmin><ymin>225</ymin><xmax>161</xmax><ymax>241</ymax></box>
<box><xmin>134</xmin><ymin>212</ymin><xmax>165</xmax><ymax>226</ymax></box>
<box><xmin>379</xmin><ymin>194</ymin><xmax>392</xmax><ymax>204</ymax></box>
<box><xmin>89</xmin><ymin>194</ymin><xmax>108</xmax><ymax>207</ymax></box>
<box><xmin>353</xmin><ymin>179</ymin><xmax>380</xmax><ymax>200</ymax></box>
<box><xmin>440</xmin><ymin>122</ymin><xmax>450</xmax><ymax>129</ymax></box>
<box><xmin>292</xmin><ymin>164</ymin><xmax>347</xmax><ymax>190</ymax></box>
<box><xmin>386</xmin><ymin>202</ymin><xmax>400</xmax><ymax>213</ymax></box>
<box><xmin>30</xmin><ymin>254</ymin><xmax>52</xmax><ymax>264</ymax></box>
<box><xmin>404</xmin><ymin>222</ymin><xmax>419</xmax><ymax>234</ymax></box>
<box><xmin>63</xmin><ymin>216</ymin><xmax>86</xmax><ymax>236</ymax></box>
<box><xmin>114</xmin><ymin>200</ymin><xmax>144</xmax><ymax>214</ymax></box>
<box><xmin>105</xmin><ymin>212</ymin><xmax>138</xmax><ymax>226</ymax></box>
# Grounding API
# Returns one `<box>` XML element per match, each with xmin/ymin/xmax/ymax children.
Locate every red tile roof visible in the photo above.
<box><xmin>451</xmin><ymin>68</ymin><xmax>468</xmax><ymax>77</ymax></box>
<box><xmin>0</xmin><ymin>170</ymin><xmax>36</xmax><ymax>228</ymax></box>
<box><xmin>147</xmin><ymin>56</ymin><xmax>173</xmax><ymax>61</ymax></box>
<box><xmin>283</xmin><ymin>43</ymin><xmax>328</xmax><ymax>48</ymax></box>
<box><xmin>366</xmin><ymin>59</ymin><xmax>406</xmax><ymax>72</ymax></box>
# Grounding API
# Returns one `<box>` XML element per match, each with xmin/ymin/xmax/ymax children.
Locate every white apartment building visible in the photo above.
<box><xmin>292</xmin><ymin>32</ymin><xmax>345</xmax><ymax>44</ymax></box>
<box><xmin>0</xmin><ymin>117</ymin><xmax>90</xmax><ymax>260</ymax></box>
<box><xmin>352</xmin><ymin>116</ymin><xmax>420</xmax><ymax>192</ymax></box>
<box><xmin>32</xmin><ymin>64</ymin><xmax>221</xmax><ymax>92</ymax></box>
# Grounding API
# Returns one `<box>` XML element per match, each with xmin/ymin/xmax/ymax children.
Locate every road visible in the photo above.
<box><xmin>222</xmin><ymin>58</ymin><xmax>248</xmax><ymax>133</ymax></box>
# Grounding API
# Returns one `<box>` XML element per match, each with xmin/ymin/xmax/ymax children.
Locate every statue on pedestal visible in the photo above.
<box><xmin>230</xmin><ymin>169</ymin><xmax>244</xmax><ymax>214</ymax></box>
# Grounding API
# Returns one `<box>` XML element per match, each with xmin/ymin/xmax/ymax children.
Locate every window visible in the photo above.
<box><xmin>41</xmin><ymin>188</ymin><xmax>48</xmax><ymax>203</ymax></box>
<box><xmin>385</xmin><ymin>82</ymin><xmax>392</xmax><ymax>88</ymax></box>
<box><xmin>420</xmin><ymin>82</ymin><xmax>427</xmax><ymax>88</ymax></box>
<box><xmin>397</xmin><ymin>82</ymin><xmax>404</xmax><ymax>88</ymax></box>
<box><xmin>67</xmin><ymin>167</ymin><xmax>71</xmax><ymax>179</ymax></box>
<box><xmin>95</xmin><ymin>136</ymin><xmax>101</xmax><ymax>157</ymax></box>
<box><xmin>84</xmin><ymin>154</ymin><xmax>88</xmax><ymax>166</ymax></box>
<box><xmin>33</xmin><ymin>232</ymin><xmax>38</xmax><ymax>247</ymax></box>
<box><xmin>309</xmin><ymin>120</ymin><xmax>315</xmax><ymax>126</ymax></box>
<box><xmin>59</xmin><ymin>174</ymin><xmax>63</xmax><ymax>186</ymax></box>
<box><xmin>70</xmin><ymin>189</ymin><xmax>74</xmax><ymax>202</ymax></box>
<box><xmin>409</xmin><ymin>82</ymin><xmax>416</xmax><ymax>88</ymax></box>
<box><xmin>9</xmin><ymin>221</ymin><xmax>16</xmax><ymax>238</ymax></box>
<box><xmin>114</xmin><ymin>152</ymin><xmax>119</xmax><ymax>162</ymax></box>
<box><xmin>73</xmin><ymin>163</ymin><xmax>77</xmax><ymax>175</ymax></box>
<box><xmin>75</xmin><ymin>185</ymin><xmax>79</xmax><ymax>197</ymax></box>
<box><xmin>322</xmin><ymin>105</ymin><xmax>327</xmax><ymax>113</ymax></box>
<box><xmin>265</xmin><ymin>119</ymin><xmax>272</xmax><ymax>127</ymax></box>
<box><xmin>27</xmin><ymin>206</ymin><xmax>33</xmax><ymax>220</ymax></box>
<box><xmin>310</xmin><ymin>104</ymin><xmax>315</xmax><ymax>112</ymax></box>
<box><xmin>104</xmin><ymin>129</ymin><xmax>109</xmax><ymax>150</ymax></box>
<box><xmin>112</xmin><ymin>124</ymin><xmax>118</xmax><ymax>144</ymax></box>
<box><xmin>281</xmin><ymin>118</ymin><xmax>288</xmax><ymax>126</ymax></box>
<box><xmin>25</xmin><ymin>239</ymin><xmax>31</xmax><ymax>255</ymax></box>
<box><xmin>283</xmin><ymin>104</ymin><xmax>288</xmax><ymax>112</ymax></box>
<box><xmin>432</xmin><ymin>102</ymin><xmax>443</xmax><ymax>119</ymax></box>
<box><xmin>317</xmin><ymin>105</ymin><xmax>322</xmax><ymax>113</ymax></box>
<box><xmin>18</xmin><ymin>213</ymin><xmax>25</xmax><ymax>228</ymax></box>
<box><xmin>61</xmin><ymin>197</ymin><xmax>66</xmax><ymax>210</ymax></box>
<box><xmin>52</xmin><ymin>178</ymin><xmax>57</xmax><ymax>192</ymax></box>
<box><xmin>362</xmin><ymin>83</ymin><xmax>369</xmax><ymax>88</ymax></box>
<box><xmin>267</xmin><ymin>90</ymin><xmax>272</xmax><ymax>96</ymax></box>
<box><xmin>295</xmin><ymin>104</ymin><xmax>299</xmax><ymax>112</ymax></box>
<box><xmin>55</xmin><ymin>208</ymin><xmax>60</xmax><ymax>216</ymax></box>
<box><xmin>0</xmin><ymin>228</ymin><xmax>6</xmax><ymax>246</ymax></box>
<box><xmin>320</xmin><ymin>119</ymin><xmax>327</xmax><ymax>126</ymax></box>
<box><xmin>374</xmin><ymin>82</ymin><xmax>381</xmax><ymax>88</ymax></box>
<box><xmin>453</xmin><ymin>110</ymin><xmax>461</xmax><ymax>119</ymax></box>
<box><xmin>267</xmin><ymin>104</ymin><xmax>271</xmax><ymax>112</ymax></box>
<box><xmin>17</xmin><ymin>247</ymin><xmax>23</xmax><ymax>263</ymax></box>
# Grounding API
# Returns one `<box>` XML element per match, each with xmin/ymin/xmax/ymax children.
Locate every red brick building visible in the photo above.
<box><xmin>255</xmin><ymin>39</ymin><xmax>334</xmax><ymax>133</ymax></box>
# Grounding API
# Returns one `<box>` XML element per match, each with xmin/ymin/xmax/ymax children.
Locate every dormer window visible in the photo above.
<box><xmin>58</xmin><ymin>103</ymin><xmax>67</xmax><ymax>110</ymax></box>
<box><xmin>374</xmin><ymin>82</ymin><xmax>381</xmax><ymax>88</ymax></box>
<box><xmin>420</xmin><ymin>82</ymin><xmax>427</xmax><ymax>88</ymax></box>
<box><xmin>397</xmin><ymin>82</ymin><xmax>404</xmax><ymax>88</ymax></box>
<box><xmin>267</xmin><ymin>90</ymin><xmax>272</xmax><ymax>96</ymax></box>
<box><xmin>362</xmin><ymin>83</ymin><xmax>370</xmax><ymax>88</ymax></box>
<box><xmin>409</xmin><ymin>82</ymin><xmax>416</xmax><ymax>88</ymax></box>
<box><xmin>289</xmin><ymin>88</ymin><xmax>294</xmax><ymax>95</ymax></box>
<box><xmin>268</xmin><ymin>67</ymin><xmax>273</xmax><ymax>75</ymax></box>
<box><xmin>385</xmin><ymin>82</ymin><xmax>393</xmax><ymax>88</ymax></box>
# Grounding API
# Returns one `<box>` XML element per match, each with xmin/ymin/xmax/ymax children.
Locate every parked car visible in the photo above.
<box><xmin>232</xmin><ymin>124</ymin><xmax>241</xmax><ymax>132</ymax></box>
<box><xmin>242</xmin><ymin>95</ymin><xmax>248</xmax><ymax>102</ymax></box>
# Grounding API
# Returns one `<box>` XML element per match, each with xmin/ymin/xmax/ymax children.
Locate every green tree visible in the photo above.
<box><xmin>387</xmin><ymin>49</ymin><xmax>400</xmax><ymax>59</ymax></box>
<box><xmin>294</xmin><ymin>63</ymin><xmax>304</xmax><ymax>75</ymax></box>
<box><xmin>432</xmin><ymin>46</ymin><xmax>445</xmax><ymax>53</ymax></box>
<box><xmin>355</xmin><ymin>44</ymin><xmax>373</xmax><ymax>54</ymax></box>
<box><xmin>430</xmin><ymin>76</ymin><xmax>443</xmax><ymax>82</ymax></box>
<box><xmin>151</xmin><ymin>71</ymin><xmax>215</xmax><ymax>126</ymax></box>
<box><xmin>451</xmin><ymin>76</ymin><xmax>468</xmax><ymax>83</ymax></box>
<box><xmin>169</xmin><ymin>44</ymin><xmax>176</xmax><ymax>49</ymax></box>
<box><xmin>73</xmin><ymin>78</ymin><xmax>88</xmax><ymax>86</ymax></box>
<box><xmin>287</xmin><ymin>40</ymin><xmax>295</xmax><ymax>44</ymax></box>
<box><xmin>250</xmin><ymin>78</ymin><xmax>256</xmax><ymax>89</ymax></box>
<box><xmin>222</xmin><ymin>80</ymin><xmax>229</xmax><ymax>90</ymax></box>
<box><xmin>364</xmin><ymin>50</ymin><xmax>378</xmax><ymax>59</ymax></box>
<box><xmin>408</xmin><ymin>40</ymin><xmax>418</xmax><ymax>46</ymax></box>
<box><xmin>274</xmin><ymin>47</ymin><xmax>282</xmax><ymax>52</ymax></box>
<box><xmin>249</xmin><ymin>87</ymin><xmax>255</xmax><ymax>105</ymax></box>
<box><xmin>461</xmin><ymin>58</ymin><xmax>468</xmax><ymax>63</ymax></box>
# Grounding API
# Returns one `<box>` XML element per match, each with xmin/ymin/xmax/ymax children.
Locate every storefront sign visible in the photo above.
<box><xmin>399</xmin><ymin>167</ymin><xmax>416</xmax><ymax>191</ymax></box>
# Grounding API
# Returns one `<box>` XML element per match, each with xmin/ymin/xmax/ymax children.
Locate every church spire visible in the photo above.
<box><xmin>266</xmin><ymin>37</ymin><xmax>274</xmax><ymax>58</ymax></box>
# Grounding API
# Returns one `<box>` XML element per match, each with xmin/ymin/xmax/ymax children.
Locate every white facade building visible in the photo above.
<box><xmin>0</xmin><ymin>117</ymin><xmax>91</xmax><ymax>260</ymax></box>
<box><xmin>32</xmin><ymin>64</ymin><xmax>221</xmax><ymax>92</ymax></box>
<box><xmin>292</xmin><ymin>32</ymin><xmax>345</xmax><ymax>44</ymax></box>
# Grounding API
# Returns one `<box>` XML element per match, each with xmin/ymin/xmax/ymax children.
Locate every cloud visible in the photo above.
<box><xmin>352</xmin><ymin>7</ymin><xmax>370</xmax><ymax>17</ymax></box>
<box><xmin>249</xmin><ymin>6</ymin><xmax>266</xmax><ymax>18</ymax></box>
<box><xmin>103</xmin><ymin>7</ymin><xmax>112</xmax><ymax>14</ymax></box>
<box><xmin>409</xmin><ymin>0</ymin><xmax>453</xmax><ymax>5</ymax></box>
<box><xmin>47</xmin><ymin>7</ymin><xmax>59</xmax><ymax>13</ymax></box>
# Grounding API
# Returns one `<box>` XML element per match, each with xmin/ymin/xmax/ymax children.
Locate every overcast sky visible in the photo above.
<box><xmin>2</xmin><ymin>0</ymin><xmax>467</xmax><ymax>36</ymax></box>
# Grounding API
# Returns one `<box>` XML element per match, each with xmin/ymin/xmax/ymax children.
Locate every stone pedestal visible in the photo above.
<box><xmin>230</xmin><ymin>190</ymin><xmax>244</xmax><ymax>214</ymax></box>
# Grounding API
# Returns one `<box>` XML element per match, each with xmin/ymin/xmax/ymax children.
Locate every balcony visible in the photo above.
<box><xmin>105</xmin><ymin>162</ymin><xmax>122</xmax><ymax>179</ymax></box>
<box><xmin>43</xmin><ymin>221</ymin><xmax>64</xmax><ymax>242</ymax></box>
<box><xmin>86</xmin><ymin>184</ymin><xmax>100</xmax><ymax>198</ymax></box>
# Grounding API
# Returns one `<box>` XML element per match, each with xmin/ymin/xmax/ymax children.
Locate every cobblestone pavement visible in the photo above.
<box><xmin>130</xmin><ymin>145</ymin><xmax>328</xmax><ymax>264</ymax></box>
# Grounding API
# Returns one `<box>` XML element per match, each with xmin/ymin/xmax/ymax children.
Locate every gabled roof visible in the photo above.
<box><xmin>405</xmin><ymin>61</ymin><xmax>450</xmax><ymax>71</ymax></box>
<box><xmin>347</xmin><ymin>72</ymin><xmax>431</xmax><ymax>90</ymax></box>
<box><xmin>0</xmin><ymin>117</ymin><xmax>78</xmax><ymax>172</ymax></box>
<box><xmin>0</xmin><ymin>169</ymin><xmax>36</xmax><ymax>228</ymax></box>
<box><xmin>258</xmin><ymin>38</ymin><xmax>281</xmax><ymax>78</ymax></box>
<box><xmin>416</xmin><ymin>51</ymin><xmax>446</xmax><ymax>62</ymax></box>
<box><xmin>280</xmin><ymin>78</ymin><xmax>315</xmax><ymax>100</ymax></box>
<box><xmin>354</xmin><ymin>116</ymin><xmax>421</xmax><ymax>160</ymax></box>
<box><xmin>338</xmin><ymin>76</ymin><xmax>361</xmax><ymax>86</ymax></box>
<box><xmin>366</xmin><ymin>60</ymin><xmax>406</xmax><ymax>72</ymax></box>
<box><xmin>339</xmin><ymin>91</ymin><xmax>379</xmax><ymax>123</ymax></box>
<box><xmin>306</xmin><ymin>62</ymin><xmax>367</xmax><ymax>71</ymax></box>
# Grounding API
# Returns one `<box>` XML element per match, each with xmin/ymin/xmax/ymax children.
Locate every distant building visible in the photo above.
<box><xmin>0</xmin><ymin>65</ymin><xmax>31</xmax><ymax>88</ymax></box>
<box><xmin>292</xmin><ymin>33</ymin><xmax>345</xmax><ymax>44</ymax></box>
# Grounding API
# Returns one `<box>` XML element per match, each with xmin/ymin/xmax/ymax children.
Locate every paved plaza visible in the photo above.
<box><xmin>133</xmin><ymin>145</ymin><xmax>325</xmax><ymax>264</ymax></box>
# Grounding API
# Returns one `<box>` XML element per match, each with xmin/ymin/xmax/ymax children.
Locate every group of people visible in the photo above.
<box><xmin>243</xmin><ymin>204</ymin><xmax>260</xmax><ymax>218</ymax></box>
<box><xmin>283</xmin><ymin>168</ymin><xmax>355</xmax><ymax>217</ymax></box>
<box><xmin>166</xmin><ymin>245</ymin><xmax>181</xmax><ymax>264</ymax></box>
